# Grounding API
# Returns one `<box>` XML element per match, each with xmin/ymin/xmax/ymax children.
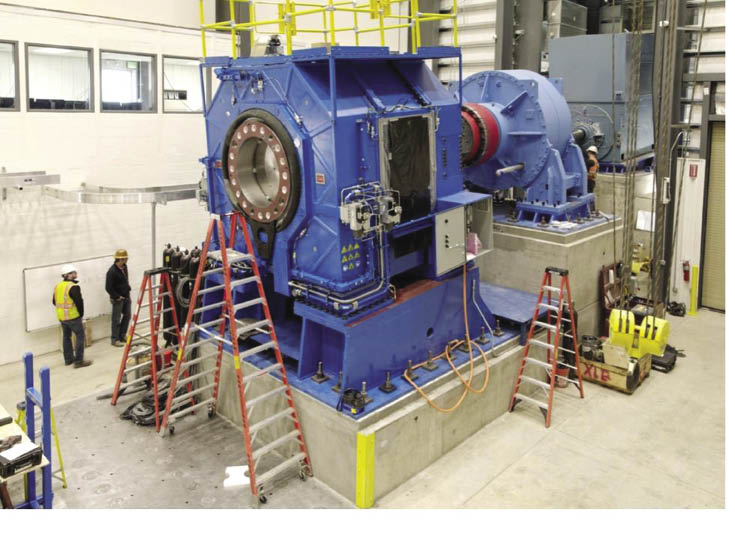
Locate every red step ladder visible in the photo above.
<box><xmin>509</xmin><ymin>267</ymin><xmax>584</xmax><ymax>427</ymax></box>
<box><xmin>159</xmin><ymin>213</ymin><xmax>311</xmax><ymax>504</ymax></box>
<box><xmin>110</xmin><ymin>268</ymin><xmax>190</xmax><ymax>431</ymax></box>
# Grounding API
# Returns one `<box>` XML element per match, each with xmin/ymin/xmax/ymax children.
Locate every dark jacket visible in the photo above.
<box><xmin>52</xmin><ymin>281</ymin><xmax>84</xmax><ymax>318</ymax></box>
<box><xmin>106</xmin><ymin>263</ymin><xmax>131</xmax><ymax>300</ymax></box>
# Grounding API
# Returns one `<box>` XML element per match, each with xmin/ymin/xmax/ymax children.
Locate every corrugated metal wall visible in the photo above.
<box><xmin>437</xmin><ymin>0</ymin><xmax>497</xmax><ymax>82</ymax></box>
<box><xmin>701</xmin><ymin>122</ymin><xmax>725</xmax><ymax>311</ymax></box>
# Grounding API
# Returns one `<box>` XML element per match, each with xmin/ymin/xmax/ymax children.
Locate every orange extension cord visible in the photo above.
<box><xmin>402</xmin><ymin>263</ymin><xmax>491</xmax><ymax>413</ymax></box>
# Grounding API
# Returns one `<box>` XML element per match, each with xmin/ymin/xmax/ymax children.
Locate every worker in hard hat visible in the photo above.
<box><xmin>585</xmin><ymin>145</ymin><xmax>599</xmax><ymax>194</ymax></box>
<box><xmin>105</xmin><ymin>249</ymin><xmax>132</xmax><ymax>347</ymax></box>
<box><xmin>52</xmin><ymin>264</ymin><xmax>92</xmax><ymax>368</ymax></box>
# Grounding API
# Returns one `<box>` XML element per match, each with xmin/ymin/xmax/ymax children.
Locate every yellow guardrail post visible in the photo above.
<box><xmin>250</xmin><ymin>0</ymin><xmax>256</xmax><ymax>50</ymax></box>
<box><xmin>410</xmin><ymin>0</ymin><xmax>419</xmax><ymax>53</ymax></box>
<box><xmin>453</xmin><ymin>0</ymin><xmax>458</xmax><ymax>47</ymax></box>
<box><xmin>199</xmin><ymin>0</ymin><xmax>207</xmax><ymax>56</ymax></box>
<box><xmin>229</xmin><ymin>0</ymin><xmax>237</xmax><ymax>57</ymax></box>
<box><xmin>329</xmin><ymin>0</ymin><xmax>336</xmax><ymax>46</ymax></box>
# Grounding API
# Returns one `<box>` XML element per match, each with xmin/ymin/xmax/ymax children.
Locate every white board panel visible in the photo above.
<box><xmin>24</xmin><ymin>255</ymin><xmax>114</xmax><ymax>332</ymax></box>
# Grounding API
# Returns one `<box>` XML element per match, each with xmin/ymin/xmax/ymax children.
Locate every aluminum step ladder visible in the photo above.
<box><xmin>110</xmin><ymin>268</ymin><xmax>194</xmax><ymax>431</ymax></box>
<box><xmin>159</xmin><ymin>213</ymin><xmax>311</xmax><ymax>504</ymax></box>
<box><xmin>509</xmin><ymin>267</ymin><xmax>584</xmax><ymax>427</ymax></box>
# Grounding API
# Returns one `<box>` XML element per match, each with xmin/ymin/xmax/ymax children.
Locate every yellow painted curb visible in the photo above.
<box><xmin>355</xmin><ymin>431</ymin><xmax>375</xmax><ymax>508</ymax></box>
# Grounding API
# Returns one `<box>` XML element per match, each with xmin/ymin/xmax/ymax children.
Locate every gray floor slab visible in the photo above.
<box><xmin>378</xmin><ymin>309</ymin><xmax>725</xmax><ymax>509</ymax></box>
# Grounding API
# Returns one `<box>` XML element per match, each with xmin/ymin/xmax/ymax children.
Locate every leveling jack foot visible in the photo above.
<box><xmin>404</xmin><ymin>360</ymin><xmax>418</xmax><ymax>381</ymax></box>
<box><xmin>379</xmin><ymin>371</ymin><xmax>396</xmax><ymax>394</ymax></box>
<box><xmin>332</xmin><ymin>371</ymin><xmax>343</xmax><ymax>393</ymax></box>
<box><xmin>478</xmin><ymin>327</ymin><xmax>489</xmax><ymax>345</ymax></box>
<box><xmin>311</xmin><ymin>361</ymin><xmax>329</xmax><ymax>384</ymax></box>
<box><xmin>458</xmin><ymin>341</ymin><xmax>471</xmax><ymax>353</ymax></box>
<box><xmin>422</xmin><ymin>350</ymin><xmax>438</xmax><ymax>371</ymax></box>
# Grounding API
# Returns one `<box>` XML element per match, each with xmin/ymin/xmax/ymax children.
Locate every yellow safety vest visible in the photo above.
<box><xmin>55</xmin><ymin>280</ymin><xmax>80</xmax><ymax>322</ymax></box>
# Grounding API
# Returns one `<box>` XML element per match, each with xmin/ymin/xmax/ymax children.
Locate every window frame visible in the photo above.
<box><xmin>25</xmin><ymin>42</ymin><xmax>94</xmax><ymax>113</ymax></box>
<box><xmin>0</xmin><ymin>39</ymin><xmax>20</xmax><ymax>112</ymax></box>
<box><xmin>99</xmin><ymin>49</ymin><xmax>158</xmax><ymax>114</ymax></box>
<box><xmin>161</xmin><ymin>55</ymin><xmax>203</xmax><ymax>114</ymax></box>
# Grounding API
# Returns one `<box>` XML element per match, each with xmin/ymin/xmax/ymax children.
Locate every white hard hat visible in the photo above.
<box><xmin>587</xmin><ymin>145</ymin><xmax>599</xmax><ymax>154</ymax></box>
<box><xmin>61</xmin><ymin>264</ymin><xmax>77</xmax><ymax>276</ymax></box>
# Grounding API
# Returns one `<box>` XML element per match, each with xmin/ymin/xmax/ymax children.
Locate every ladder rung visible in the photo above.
<box><xmin>250</xmin><ymin>408</ymin><xmax>294</xmax><ymax>434</ymax></box>
<box><xmin>185</xmin><ymin>336</ymin><xmax>230</xmax><ymax>350</ymax></box>
<box><xmin>251</xmin><ymin>430</ymin><xmax>301</xmax><ymax>461</ymax></box>
<box><xmin>253</xmin><ymin>452</ymin><xmax>305</xmax><ymax>488</ymax></box>
<box><xmin>525</xmin><ymin>357</ymin><xmax>553</xmax><ymax>370</ymax></box>
<box><xmin>134</xmin><ymin>325</ymin><xmax>179</xmax><ymax>336</ymax></box>
<box><xmin>195</xmin><ymin>317</ymin><xmax>225</xmax><ymax>330</ymax></box>
<box><xmin>177</xmin><ymin>353</ymin><xmax>211</xmax><ymax>368</ymax></box>
<box><xmin>198</xmin><ymin>275</ymin><xmax>259</xmax><ymax>295</ymax></box>
<box><xmin>529</xmin><ymin>339</ymin><xmax>555</xmax><ymax>351</ymax></box>
<box><xmin>239</xmin><ymin>341</ymin><xmax>275</xmax><ymax>360</ymax></box>
<box><xmin>128</xmin><ymin>345</ymin><xmax>172</xmax><ymax>359</ymax></box>
<box><xmin>232</xmin><ymin>298</ymin><xmax>265</xmax><ymax>312</ymax></box>
<box><xmin>513</xmin><ymin>393</ymin><xmax>549</xmax><ymax>410</ymax></box>
<box><xmin>243</xmin><ymin>363</ymin><xmax>282</xmax><ymax>383</ymax></box>
<box><xmin>171</xmin><ymin>382</ymin><xmax>216</xmax><ymax>403</ymax></box>
<box><xmin>532</xmin><ymin>321</ymin><xmax>574</xmax><ymax>338</ymax></box>
<box><xmin>211</xmin><ymin>249</ymin><xmax>252</xmax><ymax>264</ymax></box>
<box><xmin>547</xmin><ymin>372</ymin><xmax>581</xmax><ymax>387</ymax></box>
<box><xmin>191</xmin><ymin>324</ymin><xmax>232</xmax><ymax>346</ymax></box>
<box><xmin>236</xmin><ymin>319</ymin><xmax>271</xmax><ymax>335</ymax></box>
<box><xmin>169</xmin><ymin>397</ymin><xmax>216</xmax><ymax>421</ymax></box>
<box><xmin>542</xmin><ymin>286</ymin><xmax>561</xmax><ymax>293</ymax></box>
<box><xmin>193</xmin><ymin>300</ymin><xmax>227</xmax><ymax>314</ymax></box>
<box><xmin>161</xmin><ymin>366</ymin><xmax>217</xmax><ymax>392</ymax></box>
<box><xmin>118</xmin><ymin>373</ymin><xmax>152</xmax><ymax>387</ymax></box>
<box><xmin>247</xmin><ymin>385</ymin><xmax>287</xmax><ymax>408</ymax></box>
<box><xmin>519</xmin><ymin>376</ymin><xmax>552</xmax><ymax>390</ymax></box>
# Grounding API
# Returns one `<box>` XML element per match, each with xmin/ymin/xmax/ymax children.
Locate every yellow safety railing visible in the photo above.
<box><xmin>198</xmin><ymin>0</ymin><xmax>458</xmax><ymax>57</ymax></box>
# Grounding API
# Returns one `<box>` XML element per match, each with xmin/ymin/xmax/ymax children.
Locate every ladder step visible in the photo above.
<box><xmin>171</xmin><ymin>382</ymin><xmax>216</xmax><ymax>404</ymax></box>
<box><xmin>233</xmin><ymin>298</ymin><xmax>265</xmax><ymax>312</ymax></box>
<box><xmin>251</xmin><ymin>430</ymin><xmax>301</xmax><ymax>461</ymax></box>
<box><xmin>173</xmin><ymin>366</ymin><xmax>217</xmax><ymax>386</ymax></box>
<box><xmin>542</xmin><ymin>286</ymin><xmax>561</xmax><ymax>293</ymax></box>
<box><xmin>198</xmin><ymin>275</ymin><xmax>259</xmax><ymax>295</ymax></box>
<box><xmin>247</xmin><ymin>385</ymin><xmax>287</xmax><ymax>408</ymax></box>
<box><xmin>169</xmin><ymin>397</ymin><xmax>216</xmax><ymax>421</ymax></box>
<box><xmin>519</xmin><ymin>376</ymin><xmax>552</xmax><ymax>390</ymax></box>
<box><xmin>529</xmin><ymin>339</ymin><xmax>577</xmax><ymax>355</ymax></box>
<box><xmin>513</xmin><ymin>392</ymin><xmax>549</xmax><ymax>410</ymax></box>
<box><xmin>253</xmin><ymin>452</ymin><xmax>306</xmax><ymax>488</ymax></box>
<box><xmin>243</xmin><ymin>363</ymin><xmax>283</xmax><ymax>383</ymax></box>
<box><xmin>236</xmin><ymin>319</ymin><xmax>271</xmax><ymax>335</ymax></box>
<box><xmin>193</xmin><ymin>300</ymin><xmax>227</xmax><ymax>314</ymax></box>
<box><xmin>250</xmin><ymin>408</ymin><xmax>294</xmax><ymax>434</ymax></box>
<box><xmin>239</xmin><ymin>341</ymin><xmax>276</xmax><ymax>360</ymax></box>
<box><xmin>195</xmin><ymin>317</ymin><xmax>225</xmax><ymax>330</ymax></box>
<box><xmin>532</xmin><ymin>321</ymin><xmax>574</xmax><ymax>338</ymax></box>
<box><xmin>546</xmin><ymin>371</ymin><xmax>581</xmax><ymax>386</ymax></box>
<box><xmin>525</xmin><ymin>357</ymin><xmax>553</xmax><ymax>370</ymax></box>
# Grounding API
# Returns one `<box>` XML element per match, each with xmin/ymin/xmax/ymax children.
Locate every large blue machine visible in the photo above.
<box><xmin>199</xmin><ymin>45</ymin><xmax>592</xmax><ymax>406</ymax></box>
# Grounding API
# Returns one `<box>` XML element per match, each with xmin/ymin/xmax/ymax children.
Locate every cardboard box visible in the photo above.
<box><xmin>580</xmin><ymin>353</ymin><xmax>652</xmax><ymax>394</ymax></box>
<box><xmin>602</xmin><ymin>339</ymin><xmax>629</xmax><ymax>369</ymax></box>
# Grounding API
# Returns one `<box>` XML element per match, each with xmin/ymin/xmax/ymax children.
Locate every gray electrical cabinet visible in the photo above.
<box><xmin>549</xmin><ymin>32</ymin><xmax>655</xmax><ymax>164</ymax></box>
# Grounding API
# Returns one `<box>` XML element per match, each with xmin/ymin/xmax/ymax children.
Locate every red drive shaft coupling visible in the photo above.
<box><xmin>460</xmin><ymin>102</ymin><xmax>500</xmax><ymax>165</ymax></box>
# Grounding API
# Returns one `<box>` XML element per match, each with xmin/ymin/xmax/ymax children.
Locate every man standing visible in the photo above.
<box><xmin>53</xmin><ymin>264</ymin><xmax>92</xmax><ymax>368</ymax></box>
<box><xmin>586</xmin><ymin>145</ymin><xmax>599</xmax><ymax>194</ymax></box>
<box><xmin>106</xmin><ymin>249</ymin><xmax>131</xmax><ymax>347</ymax></box>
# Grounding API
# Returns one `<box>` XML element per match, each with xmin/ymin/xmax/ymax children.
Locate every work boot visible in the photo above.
<box><xmin>74</xmin><ymin>360</ymin><xmax>93</xmax><ymax>368</ymax></box>
<box><xmin>111</xmin><ymin>340</ymin><xmax>124</xmax><ymax>347</ymax></box>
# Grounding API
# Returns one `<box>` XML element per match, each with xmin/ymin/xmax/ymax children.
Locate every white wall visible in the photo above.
<box><xmin>5</xmin><ymin>0</ymin><xmax>217</xmax><ymax>28</ymax></box>
<box><xmin>0</xmin><ymin>5</ymin><xmax>230</xmax><ymax>366</ymax></box>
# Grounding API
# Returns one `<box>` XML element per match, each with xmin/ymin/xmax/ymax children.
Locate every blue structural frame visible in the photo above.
<box><xmin>459</xmin><ymin>70</ymin><xmax>596</xmax><ymax>224</ymax></box>
<box><xmin>15</xmin><ymin>352</ymin><xmax>53</xmax><ymax>509</ymax></box>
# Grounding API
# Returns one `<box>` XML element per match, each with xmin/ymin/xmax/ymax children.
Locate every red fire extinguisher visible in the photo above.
<box><xmin>683</xmin><ymin>260</ymin><xmax>690</xmax><ymax>282</ymax></box>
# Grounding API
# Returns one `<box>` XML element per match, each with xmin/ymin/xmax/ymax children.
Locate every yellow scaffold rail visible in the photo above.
<box><xmin>198</xmin><ymin>0</ymin><xmax>458</xmax><ymax>57</ymax></box>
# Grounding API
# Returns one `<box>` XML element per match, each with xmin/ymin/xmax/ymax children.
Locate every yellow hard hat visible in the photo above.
<box><xmin>115</xmin><ymin>249</ymin><xmax>129</xmax><ymax>259</ymax></box>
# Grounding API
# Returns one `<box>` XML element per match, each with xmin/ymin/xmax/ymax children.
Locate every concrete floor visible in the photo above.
<box><xmin>0</xmin><ymin>308</ymin><xmax>724</xmax><ymax>508</ymax></box>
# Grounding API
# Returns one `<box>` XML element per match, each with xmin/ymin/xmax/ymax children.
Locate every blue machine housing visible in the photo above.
<box><xmin>200</xmin><ymin>46</ymin><xmax>497</xmax><ymax>395</ymax></box>
<box><xmin>459</xmin><ymin>70</ymin><xmax>595</xmax><ymax>224</ymax></box>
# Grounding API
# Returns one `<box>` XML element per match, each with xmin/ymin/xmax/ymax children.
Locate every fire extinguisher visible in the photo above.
<box><xmin>683</xmin><ymin>260</ymin><xmax>690</xmax><ymax>282</ymax></box>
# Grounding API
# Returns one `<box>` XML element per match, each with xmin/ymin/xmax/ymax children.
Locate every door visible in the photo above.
<box><xmin>701</xmin><ymin>122</ymin><xmax>725</xmax><ymax>311</ymax></box>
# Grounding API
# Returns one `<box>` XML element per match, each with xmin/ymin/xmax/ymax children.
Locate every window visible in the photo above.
<box><xmin>162</xmin><ymin>56</ymin><xmax>202</xmax><ymax>113</ymax></box>
<box><xmin>26</xmin><ymin>44</ymin><xmax>93</xmax><ymax>111</ymax></box>
<box><xmin>100</xmin><ymin>51</ymin><xmax>156</xmax><ymax>112</ymax></box>
<box><xmin>0</xmin><ymin>41</ymin><xmax>19</xmax><ymax>110</ymax></box>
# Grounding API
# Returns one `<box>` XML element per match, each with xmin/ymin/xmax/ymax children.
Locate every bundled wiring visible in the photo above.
<box><xmin>402</xmin><ymin>263</ymin><xmax>491</xmax><ymax>413</ymax></box>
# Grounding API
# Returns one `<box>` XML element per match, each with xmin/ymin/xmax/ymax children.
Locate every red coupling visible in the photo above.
<box><xmin>462</xmin><ymin>102</ymin><xmax>500</xmax><ymax>165</ymax></box>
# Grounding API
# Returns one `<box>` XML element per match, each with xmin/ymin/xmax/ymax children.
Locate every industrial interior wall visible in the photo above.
<box><xmin>3</xmin><ymin>0</ymin><xmax>219</xmax><ymax>28</ymax></box>
<box><xmin>0</xmin><ymin>5</ymin><xmax>231</xmax><ymax>366</ymax></box>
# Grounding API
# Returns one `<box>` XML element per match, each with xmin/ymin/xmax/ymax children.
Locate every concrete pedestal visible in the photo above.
<box><xmin>479</xmin><ymin>218</ymin><xmax>623</xmax><ymax>337</ymax></box>
<box><xmin>196</xmin><ymin>336</ymin><xmax>550</xmax><ymax>507</ymax></box>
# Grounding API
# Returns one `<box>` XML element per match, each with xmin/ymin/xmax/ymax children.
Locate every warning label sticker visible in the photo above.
<box><xmin>315</xmin><ymin>173</ymin><xmax>326</xmax><ymax>185</ymax></box>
